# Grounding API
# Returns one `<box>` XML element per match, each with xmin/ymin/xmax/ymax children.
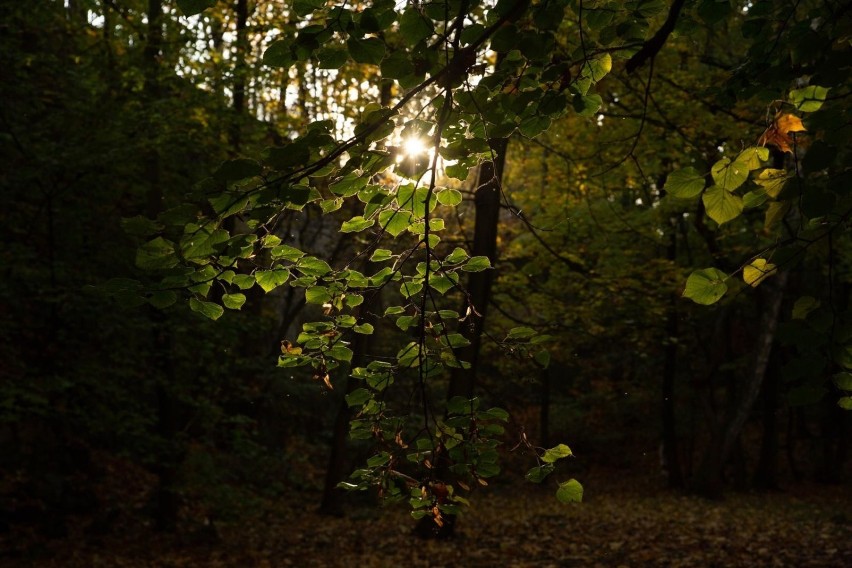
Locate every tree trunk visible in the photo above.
<box><xmin>229</xmin><ymin>0</ymin><xmax>248</xmax><ymax>152</ymax></box>
<box><xmin>661</xmin><ymin>221</ymin><xmax>684</xmax><ymax>488</ymax></box>
<box><xmin>143</xmin><ymin>0</ymin><xmax>180</xmax><ymax>532</ymax></box>
<box><xmin>446</xmin><ymin>138</ymin><xmax>508</xmax><ymax>400</ymax></box>
<box><xmin>319</xmin><ymin>291</ymin><xmax>381</xmax><ymax>515</ymax></box>
<box><xmin>692</xmin><ymin>271</ymin><xmax>789</xmax><ymax>497</ymax></box>
<box><xmin>754</xmin><ymin>351</ymin><xmax>780</xmax><ymax>489</ymax></box>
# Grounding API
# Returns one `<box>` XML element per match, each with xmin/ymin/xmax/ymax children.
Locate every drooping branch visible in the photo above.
<box><xmin>625</xmin><ymin>0</ymin><xmax>687</xmax><ymax>73</ymax></box>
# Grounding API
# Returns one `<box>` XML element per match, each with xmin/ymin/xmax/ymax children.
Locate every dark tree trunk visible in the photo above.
<box><xmin>661</xmin><ymin>221</ymin><xmax>684</xmax><ymax>488</ymax></box>
<box><xmin>143</xmin><ymin>0</ymin><xmax>181</xmax><ymax>532</ymax></box>
<box><xmin>229</xmin><ymin>0</ymin><xmax>248</xmax><ymax>151</ymax></box>
<box><xmin>319</xmin><ymin>292</ymin><xmax>380</xmax><ymax>516</ymax></box>
<box><xmin>754</xmin><ymin>352</ymin><xmax>781</xmax><ymax>489</ymax></box>
<box><xmin>692</xmin><ymin>272</ymin><xmax>788</xmax><ymax>497</ymax></box>
<box><xmin>540</xmin><ymin>367</ymin><xmax>551</xmax><ymax>448</ymax></box>
<box><xmin>446</xmin><ymin>138</ymin><xmax>508</xmax><ymax>401</ymax></box>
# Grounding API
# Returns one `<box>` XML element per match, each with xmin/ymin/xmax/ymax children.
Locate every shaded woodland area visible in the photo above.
<box><xmin>1</xmin><ymin>0</ymin><xmax>850</xmax><ymax>565</ymax></box>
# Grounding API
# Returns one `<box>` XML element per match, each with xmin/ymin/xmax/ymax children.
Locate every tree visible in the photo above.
<box><xmin>123</xmin><ymin>0</ymin><xmax>850</xmax><ymax>527</ymax></box>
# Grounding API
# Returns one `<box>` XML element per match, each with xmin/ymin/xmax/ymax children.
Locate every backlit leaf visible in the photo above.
<box><xmin>189</xmin><ymin>297</ymin><xmax>224</xmax><ymax>321</ymax></box>
<box><xmin>683</xmin><ymin>267</ymin><xmax>728</xmax><ymax>305</ymax></box>
<box><xmin>743</xmin><ymin>259</ymin><xmax>777</xmax><ymax>287</ymax></box>
<box><xmin>703</xmin><ymin>185</ymin><xmax>743</xmax><ymax>225</ymax></box>
<box><xmin>556</xmin><ymin>479</ymin><xmax>583</xmax><ymax>503</ymax></box>
<box><xmin>664</xmin><ymin>167</ymin><xmax>705</xmax><ymax>199</ymax></box>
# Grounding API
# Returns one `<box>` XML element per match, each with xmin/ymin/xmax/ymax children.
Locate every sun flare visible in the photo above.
<box><xmin>402</xmin><ymin>136</ymin><xmax>427</xmax><ymax>157</ymax></box>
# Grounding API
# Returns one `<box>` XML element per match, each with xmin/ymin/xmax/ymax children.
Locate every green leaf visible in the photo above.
<box><xmin>176</xmin><ymin>0</ymin><xmax>216</xmax><ymax>16</ymax></box>
<box><xmin>833</xmin><ymin>373</ymin><xmax>852</xmax><ymax>391</ymax></box>
<box><xmin>735</xmin><ymin>147</ymin><xmax>769</xmax><ymax>170</ymax></box>
<box><xmin>340</xmin><ymin>216</ymin><xmax>375</xmax><ymax>233</ymax></box>
<box><xmin>839</xmin><ymin>397</ymin><xmax>852</xmax><ymax>410</ymax></box>
<box><xmin>507</xmin><ymin>326</ymin><xmax>537</xmax><ymax>339</ymax></box>
<box><xmin>444</xmin><ymin>333</ymin><xmax>471</xmax><ymax>348</ymax></box>
<box><xmin>683</xmin><ymin>267</ymin><xmax>728</xmax><ymax>305</ymax></box>
<box><xmin>792</xmin><ymin>296</ymin><xmax>820</xmax><ymax>320</ymax></box>
<box><xmin>232</xmin><ymin>274</ymin><xmax>255</xmax><ymax>290</ymax></box>
<box><xmin>702</xmin><ymin>185</ymin><xmax>743</xmax><ymax>225</ymax></box>
<box><xmin>789</xmin><ymin>85</ymin><xmax>829</xmax><ymax>112</ymax></box>
<box><xmin>542</xmin><ymin>444</ymin><xmax>573</xmax><ymax>463</ymax></box>
<box><xmin>121</xmin><ymin>215</ymin><xmax>162</xmax><ymax>237</ymax></box>
<box><xmin>556</xmin><ymin>479</ymin><xmax>583</xmax><ymax>503</ymax></box>
<box><xmin>346</xmin><ymin>388</ymin><xmax>372</xmax><ymax>407</ymax></box>
<box><xmin>263</xmin><ymin>40</ymin><xmax>294</xmax><ymax>68</ymax></box>
<box><xmin>270</xmin><ymin>244</ymin><xmax>305</xmax><ymax>262</ymax></box>
<box><xmin>584</xmin><ymin>53</ymin><xmax>612</xmax><ymax>82</ymax></box>
<box><xmin>222</xmin><ymin>293</ymin><xmax>246</xmax><ymax>310</ymax></box>
<box><xmin>764</xmin><ymin>200</ymin><xmax>791</xmax><ymax>229</ymax></box>
<box><xmin>519</xmin><ymin>116</ymin><xmax>552</xmax><ymax>138</ymax></box>
<box><xmin>305</xmin><ymin>286</ymin><xmax>332</xmax><ymax>305</ymax></box>
<box><xmin>400</xmin><ymin>280</ymin><xmax>423</xmax><ymax>298</ymax></box>
<box><xmin>136</xmin><ymin>237</ymin><xmax>177</xmax><ymax>270</ymax></box>
<box><xmin>572</xmin><ymin>94</ymin><xmax>602</xmax><ymax>117</ymax></box>
<box><xmin>255</xmin><ymin>268</ymin><xmax>290</xmax><ymax>292</ymax></box>
<box><xmin>182</xmin><ymin>227</ymin><xmax>229</xmax><ymax>260</ymax></box>
<box><xmin>525</xmin><ymin>464</ymin><xmax>555</xmax><ymax>483</ymax></box>
<box><xmin>397</xmin><ymin>342</ymin><xmax>421</xmax><ymax>368</ymax></box>
<box><xmin>317</xmin><ymin>47</ymin><xmax>348</xmax><ymax>69</ymax></box>
<box><xmin>370</xmin><ymin>249</ymin><xmax>394</xmax><ymax>262</ymax></box>
<box><xmin>429</xmin><ymin>274</ymin><xmax>458</xmax><ymax>295</ymax></box>
<box><xmin>327</xmin><ymin>344</ymin><xmax>353</xmax><ymax>362</ymax></box>
<box><xmin>378</xmin><ymin>209</ymin><xmax>412</xmax><ymax>237</ymax></box>
<box><xmin>462</xmin><ymin>256</ymin><xmax>491</xmax><ymax>272</ymax></box>
<box><xmin>664</xmin><ymin>167</ymin><xmax>705</xmax><ymax>199</ymax></box>
<box><xmin>534</xmin><ymin>349</ymin><xmax>551</xmax><ymax>368</ymax></box>
<box><xmin>189</xmin><ymin>297</ymin><xmax>224</xmax><ymax>321</ymax></box>
<box><xmin>399</xmin><ymin>8</ymin><xmax>433</xmax><ymax>46</ymax></box>
<box><xmin>353</xmin><ymin>323</ymin><xmax>374</xmax><ymax>335</ymax></box>
<box><xmin>347</xmin><ymin>37</ymin><xmax>385</xmax><ymax>64</ymax></box>
<box><xmin>445</xmin><ymin>247</ymin><xmax>469</xmax><ymax>264</ymax></box>
<box><xmin>297</xmin><ymin>257</ymin><xmax>332</xmax><ymax>277</ymax></box>
<box><xmin>437</xmin><ymin>189</ymin><xmax>463</xmax><ymax>207</ymax></box>
<box><xmin>754</xmin><ymin>169</ymin><xmax>788</xmax><ymax>198</ymax></box>
<box><xmin>380</xmin><ymin>50</ymin><xmax>415</xmax><ymax>80</ymax></box>
<box><xmin>711</xmin><ymin>158</ymin><xmax>748</xmax><ymax>191</ymax></box>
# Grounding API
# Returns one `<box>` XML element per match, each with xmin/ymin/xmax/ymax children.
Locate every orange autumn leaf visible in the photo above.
<box><xmin>759</xmin><ymin>113</ymin><xmax>807</xmax><ymax>154</ymax></box>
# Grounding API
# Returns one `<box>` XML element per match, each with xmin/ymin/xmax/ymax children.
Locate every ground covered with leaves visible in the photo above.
<box><xmin>5</xmin><ymin>467</ymin><xmax>849</xmax><ymax>568</ymax></box>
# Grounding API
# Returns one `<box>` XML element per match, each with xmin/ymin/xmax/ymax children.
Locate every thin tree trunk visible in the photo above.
<box><xmin>540</xmin><ymin>367</ymin><xmax>550</xmax><ymax>448</ymax></box>
<box><xmin>230</xmin><ymin>0</ymin><xmax>249</xmax><ymax>152</ymax></box>
<box><xmin>754</xmin><ymin>351</ymin><xmax>780</xmax><ymax>489</ymax></box>
<box><xmin>661</xmin><ymin>221</ymin><xmax>684</xmax><ymax>488</ymax></box>
<box><xmin>693</xmin><ymin>271</ymin><xmax>789</xmax><ymax>497</ymax></box>
<box><xmin>144</xmin><ymin>0</ymin><xmax>180</xmax><ymax>532</ymax></box>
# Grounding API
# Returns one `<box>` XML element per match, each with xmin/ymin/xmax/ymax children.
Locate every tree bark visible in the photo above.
<box><xmin>229</xmin><ymin>0</ymin><xmax>249</xmax><ymax>152</ymax></box>
<box><xmin>661</xmin><ymin>219</ymin><xmax>684</xmax><ymax>488</ymax></box>
<box><xmin>319</xmin><ymin>291</ymin><xmax>381</xmax><ymax>515</ymax></box>
<box><xmin>446</xmin><ymin>138</ymin><xmax>508</xmax><ymax>400</ymax></box>
<box><xmin>692</xmin><ymin>271</ymin><xmax>789</xmax><ymax>497</ymax></box>
<box><xmin>754</xmin><ymin>351</ymin><xmax>780</xmax><ymax>489</ymax></box>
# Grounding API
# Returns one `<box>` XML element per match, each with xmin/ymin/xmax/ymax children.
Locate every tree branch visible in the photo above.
<box><xmin>625</xmin><ymin>0</ymin><xmax>687</xmax><ymax>73</ymax></box>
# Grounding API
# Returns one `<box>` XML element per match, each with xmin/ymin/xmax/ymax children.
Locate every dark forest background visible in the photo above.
<box><xmin>1</xmin><ymin>1</ymin><xmax>850</xmax><ymax>565</ymax></box>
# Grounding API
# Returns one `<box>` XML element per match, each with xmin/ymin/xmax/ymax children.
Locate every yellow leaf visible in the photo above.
<box><xmin>744</xmin><ymin>259</ymin><xmax>777</xmax><ymax>287</ymax></box>
<box><xmin>754</xmin><ymin>169</ymin><xmax>788</xmax><ymax>198</ymax></box>
<box><xmin>776</xmin><ymin>113</ymin><xmax>806</xmax><ymax>135</ymax></box>
<box><xmin>759</xmin><ymin>113</ymin><xmax>806</xmax><ymax>154</ymax></box>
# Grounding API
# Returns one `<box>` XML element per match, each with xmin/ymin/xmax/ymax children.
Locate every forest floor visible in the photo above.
<box><xmin>3</xmin><ymin>466</ymin><xmax>849</xmax><ymax>568</ymax></box>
